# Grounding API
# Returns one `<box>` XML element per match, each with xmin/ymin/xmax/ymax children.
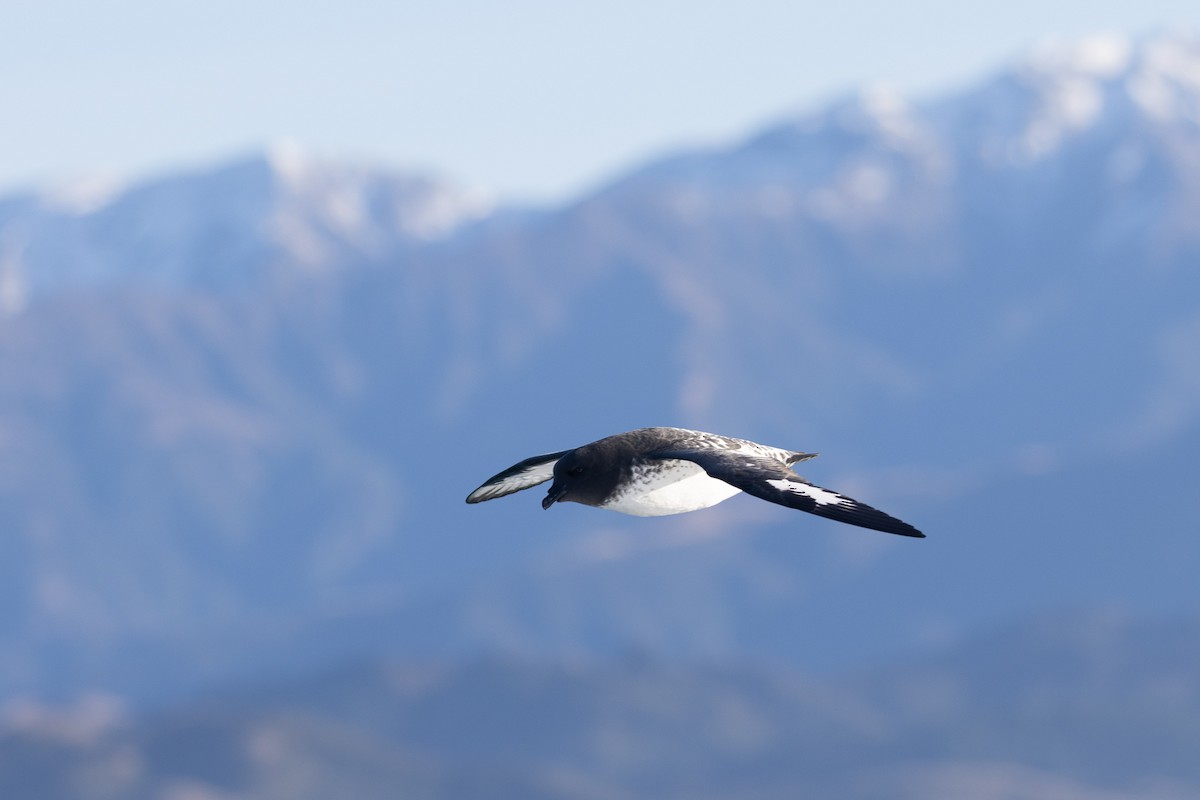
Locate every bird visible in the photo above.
<box><xmin>466</xmin><ymin>427</ymin><xmax>923</xmax><ymax>537</ymax></box>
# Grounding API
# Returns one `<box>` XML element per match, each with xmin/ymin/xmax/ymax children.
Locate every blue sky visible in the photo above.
<box><xmin>5</xmin><ymin>0</ymin><xmax>1200</xmax><ymax>202</ymax></box>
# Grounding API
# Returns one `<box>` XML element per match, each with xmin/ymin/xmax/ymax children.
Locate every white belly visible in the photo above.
<box><xmin>602</xmin><ymin>459</ymin><xmax>742</xmax><ymax>517</ymax></box>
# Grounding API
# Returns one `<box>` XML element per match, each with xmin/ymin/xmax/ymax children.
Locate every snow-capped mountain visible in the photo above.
<box><xmin>614</xmin><ymin>32</ymin><xmax>1200</xmax><ymax>245</ymax></box>
<box><xmin>1</xmin><ymin>31</ymin><xmax>1199</xmax><ymax>707</ymax></box>
<box><xmin>0</xmin><ymin>144</ymin><xmax>493</xmax><ymax>310</ymax></box>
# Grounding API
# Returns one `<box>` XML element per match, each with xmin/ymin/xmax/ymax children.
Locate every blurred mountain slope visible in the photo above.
<box><xmin>0</xmin><ymin>32</ymin><xmax>1198</xmax><ymax>701</ymax></box>
<box><xmin>2</xmin><ymin>610</ymin><xmax>1197</xmax><ymax>799</ymax></box>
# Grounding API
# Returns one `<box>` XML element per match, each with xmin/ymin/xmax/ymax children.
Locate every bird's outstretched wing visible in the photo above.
<box><xmin>466</xmin><ymin>451</ymin><xmax>570</xmax><ymax>504</ymax></box>
<box><xmin>648</xmin><ymin>449</ymin><xmax>923</xmax><ymax>537</ymax></box>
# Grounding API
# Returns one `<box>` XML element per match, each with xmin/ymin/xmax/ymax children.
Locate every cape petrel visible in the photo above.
<box><xmin>466</xmin><ymin>427</ymin><xmax>923</xmax><ymax>537</ymax></box>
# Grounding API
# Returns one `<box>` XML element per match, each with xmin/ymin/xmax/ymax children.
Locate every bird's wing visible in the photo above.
<box><xmin>466</xmin><ymin>451</ymin><xmax>570</xmax><ymax>504</ymax></box>
<box><xmin>648</xmin><ymin>448</ymin><xmax>923</xmax><ymax>537</ymax></box>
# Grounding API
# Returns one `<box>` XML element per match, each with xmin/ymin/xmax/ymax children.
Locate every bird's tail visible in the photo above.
<box><xmin>786</xmin><ymin>451</ymin><xmax>818</xmax><ymax>466</ymax></box>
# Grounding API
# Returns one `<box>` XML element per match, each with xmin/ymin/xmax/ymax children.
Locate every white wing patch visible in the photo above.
<box><xmin>766</xmin><ymin>478</ymin><xmax>845</xmax><ymax>506</ymax></box>
<box><xmin>466</xmin><ymin>454</ymin><xmax>563</xmax><ymax>503</ymax></box>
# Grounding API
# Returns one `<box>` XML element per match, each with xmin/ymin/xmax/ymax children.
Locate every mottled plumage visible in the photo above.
<box><xmin>467</xmin><ymin>427</ymin><xmax>923</xmax><ymax>538</ymax></box>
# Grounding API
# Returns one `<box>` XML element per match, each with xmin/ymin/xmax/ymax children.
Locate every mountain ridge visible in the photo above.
<box><xmin>0</xmin><ymin>147</ymin><xmax>495</xmax><ymax>309</ymax></box>
<box><xmin>6</xmin><ymin>33</ymin><xmax>1200</xmax><ymax>303</ymax></box>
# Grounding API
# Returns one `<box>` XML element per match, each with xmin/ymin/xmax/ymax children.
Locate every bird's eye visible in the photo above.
<box><xmin>567</xmin><ymin>466</ymin><xmax>585</xmax><ymax>476</ymax></box>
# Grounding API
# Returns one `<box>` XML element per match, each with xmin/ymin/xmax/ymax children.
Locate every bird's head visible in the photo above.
<box><xmin>542</xmin><ymin>446</ymin><xmax>608</xmax><ymax>509</ymax></box>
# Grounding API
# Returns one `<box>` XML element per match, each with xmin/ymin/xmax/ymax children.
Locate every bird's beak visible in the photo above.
<box><xmin>542</xmin><ymin>484</ymin><xmax>566</xmax><ymax>510</ymax></box>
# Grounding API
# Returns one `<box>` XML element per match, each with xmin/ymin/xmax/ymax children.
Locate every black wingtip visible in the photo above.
<box><xmin>826</xmin><ymin>505</ymin><xmax>924</xmax><ymax>538</ymax></box>
<box><xmin>873</xmin><ymin>525</ymin><xmax>925</xmax><ymax>538</ymax></box>
<box><xmin>876</xmin><ymin>519</ymin><xmax>924</xmax><ymax>538</ymax></box>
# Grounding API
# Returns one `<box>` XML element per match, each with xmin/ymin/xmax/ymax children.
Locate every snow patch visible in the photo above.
<box><xmin>1028</xmin><ymin>34</ymin><xmax>1132</xmax><ymax>78</ymax></box>
<box><xmin>833</xmin><ymin>85</ymin><xmax>925</xmax><ymax>148</ymax></box>
<box><xmin>36</xmin><ymin>174</ymin><xmax>125</xmax><ymax>215</ymax></box>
